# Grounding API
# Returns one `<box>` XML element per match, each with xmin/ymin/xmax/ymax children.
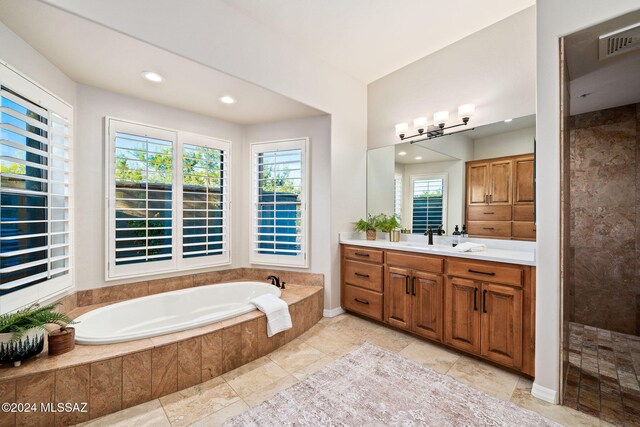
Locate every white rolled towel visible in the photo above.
<box><xmin>250</xmin><ymin>294</ymin><xmax>292</xmax><ymax>337</ymax></box>
<box><xmin>453</xmin><ymin>242</ymin><xmax>486</xmax><ymax>252</ymax></box>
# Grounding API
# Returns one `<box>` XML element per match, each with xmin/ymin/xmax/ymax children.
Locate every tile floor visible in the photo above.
<box><xmin>564</xmin><ymin>322</ymin><xmax>640</xmax><ymax>426</ymax></box>
<box><xmin>80</xmin><ymin>314</ymin><xmax>605</xmax><ymax>427</ymax></box>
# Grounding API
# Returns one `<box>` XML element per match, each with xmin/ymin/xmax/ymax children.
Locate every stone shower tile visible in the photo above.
<box><xmin>177</xmin><ymin>337</ymin><xmax>202</xmax><ymax>390</ymax></box>
<box><xmin>55</xmin><ymin>364</ymin><xmax>91</xmax><ymax>425</ymax></box>
<box><xmin>151</xmin><ymin>344</ymin><xmax>178</xmax><ymax>399</ymax></box>
<box><xmin>89</xmin><ymin>358</ymin><xmax>122</xmax><ymax>419</ymax></box>
<box><xmin>122</xmin><ymin>350</ymin><xmax>152</xmax><ymax>409</ymax></box>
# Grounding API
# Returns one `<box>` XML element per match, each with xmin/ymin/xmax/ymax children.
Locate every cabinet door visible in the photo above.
<box><xmin>411</xmin><ymin>271</ymin><xmax>443</xmax><ymax>342</ymax></box>
<box><xmin>467</xmin><ymin>163</ymin><xmax>489</xmax><ymax>205</ymax></box>
<box><xmin>488</xmin><ymin>160</ymin><xmax>512</xmax><ymax>205</ymax></box>
<box><xmin>481</xmin><ymin>283</ymin><xmax>523</xmax><ymax>369</ymax></box>
<box><xmin>513</xmin><ymin>156</ymin><xmax>535</xmax><ymax>205</ymax></box>
<box><xmin>385</xmin><ymin>267</ymin><xmax>412</xmax><ymax>330</ymax></box>
<box><xmin>444</xmin><ymin>277</ymin><xmax>481</xmax><ymax>354</ymax></box>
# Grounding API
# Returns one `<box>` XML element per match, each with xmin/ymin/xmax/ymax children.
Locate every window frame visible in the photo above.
<box><xmin>249</xmin><ymin>137</ymin><xmax>309</xmax><ymax>268</ymax></box>
<box><xmin>0</xmin><ymin>62</ymin><xmax>74</xmax><ymax>314</ymax></box>
<box><xmin>105</xmin><ymin>117</ymin><xmax>231</xmax><ymax>280</ymax></box>
<box><xmin>409</xmin><ymin>173</ymin><xmax>448</xmax><ymax>234</ymax></box>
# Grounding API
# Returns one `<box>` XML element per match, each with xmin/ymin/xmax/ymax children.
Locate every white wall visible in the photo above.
<box><xmin>243</xmin><ymin>116</ymin><xmax>332</xmax><ymax>308</ymax></box>
<box><xmin>473</xmin><ymin>126</ymin><xmax>535</xmax><ymax>160</ymax></box>
<box><xmin>535</xmin><ymin>0</ymin><xmax>640</xmax><ymax>403</ymax></box>
<box><xmin>367</xmin><ymin>146</ymin><xmax>395</xmax><ymax>216</ymax></box>
<box><xmin>45</xmin><ymin>0</ymin><xmax>368</xmax><ymax>312</ymax></box>
<box><xmin>75</xmin><ymin>85</ymin><xmax>243</xmax><ymax>290</ymax></box>
<box><xmin>368</xmin><ymin>6</ymin><xmax>536</xmax><ymax>150</ymax></box>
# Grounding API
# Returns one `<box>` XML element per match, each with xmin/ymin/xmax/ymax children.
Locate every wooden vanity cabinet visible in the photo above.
<box><xmin>341</xmin><ymin>244</ymin><xmax>535</xmax><ymax>376</ymax></box>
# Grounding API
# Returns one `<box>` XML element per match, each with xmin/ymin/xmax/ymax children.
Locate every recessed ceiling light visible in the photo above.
<box><xmin>398</xmin><ymin>151</ymin><xmax>407</xmax><ymax>156</ymax></box>
<box><xmin>504</xmin><ymin>118</ymin><xmax>513</xmax><ymax>123</ymax></box>
<box><xmin>141</xmin><ymin>71</ymin><xmax>164</xmax><ymax>83</ymax></box>
<box><xmin>218</xmin><ymin>95</ymin><xmax>236</xmax><ymax>104</ymax></box>
<box><xmin>415</xmin><ymin>156</ymin><xmax>422</xmax><ymax>160</ymax></box>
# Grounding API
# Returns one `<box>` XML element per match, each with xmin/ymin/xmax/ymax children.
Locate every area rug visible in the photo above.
<box><xmin>224</xmin><ymin>343</ymin><xmax>560</xmax><ymax>426</ymax></box>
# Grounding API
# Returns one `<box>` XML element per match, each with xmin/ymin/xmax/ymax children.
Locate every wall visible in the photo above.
<box><xmin>536</xmin><ymin>0</ymin><xmax>640</xmax><ymax>403</ymax></box>
<box><xmin>568</xmin><ymin>104</ymin><xmax>639</xmax><ymax>335</ymax></box>
<box><xmin>367</xmin><ymin>146</ymin><xmax>395</xmax><ymax>216</ymax></box>
<box><xmin>473</xmin><ymin>126</ymin><xmax>536</xmax><ymax>160</ymax></box>
<box><xmin>243</xmin><ymin>116</ymin><xmax>332</xmax><ymax>308</ymax></box>
<box><xmin>75</xmin><ymin>85</ymin><xmax>243</xmax><ymax>290</ymax></box>
<box><xmin>367</xmin><ymin>6</ymin><xmax>535</xmax><ymax>150</ymax></box>
<box><xmin>45</xmin><ymin>0</ymin><xmax>368</xmax><ymax>313</ymax></box>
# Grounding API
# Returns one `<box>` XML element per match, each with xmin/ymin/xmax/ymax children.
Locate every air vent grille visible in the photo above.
<box><xmin>599</xmin><ymin>22</ymin><xmax>640</xmax><ymax>60</ymax></box>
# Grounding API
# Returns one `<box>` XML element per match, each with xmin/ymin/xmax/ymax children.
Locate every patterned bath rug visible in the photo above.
<box><xmin>224</xmin><ymin>342</ymin><xmax>560</xmax><ymax>426</ymax></box>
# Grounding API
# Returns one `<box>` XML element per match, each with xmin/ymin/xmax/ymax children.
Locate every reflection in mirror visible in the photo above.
<box><xmin>367</xmin><ymin>114</ymin><xmax>536</xmax><ymax>240</ymax></box>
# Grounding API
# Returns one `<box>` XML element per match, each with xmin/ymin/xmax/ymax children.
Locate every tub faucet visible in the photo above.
<box><xmin>266</xmin><ymin>275</ymin><xmax>286</xmax><ymax>289</ymax></box>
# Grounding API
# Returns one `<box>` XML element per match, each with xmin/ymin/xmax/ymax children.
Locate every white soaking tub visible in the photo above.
<box><xmin>74</xmin><ymin>281</ymin><xmax>280</xmax><ymax>345</ymax></box>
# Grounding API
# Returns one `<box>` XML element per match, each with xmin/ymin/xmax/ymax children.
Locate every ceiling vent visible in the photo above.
<box><xmin>599</xmin><ymin>22</ymin><xmax>640</xmax><ymax>60</ymax></box>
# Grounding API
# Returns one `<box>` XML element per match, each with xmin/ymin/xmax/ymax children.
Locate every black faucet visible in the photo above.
<box><xmin>266</xmin><ymin>275</ymin><xmax>286</xmax><ymax>289</ymax></box>
<box><xmin>424</xmin><ymin>227</ymin><xmax>434</xmax><ymax>245</ymax></box>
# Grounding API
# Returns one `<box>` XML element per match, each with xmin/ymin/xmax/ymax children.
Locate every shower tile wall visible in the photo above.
<box><xmin>568</xmin><ymin>103</ymin><xmax>640</xmax><ymax>335</ymax></box>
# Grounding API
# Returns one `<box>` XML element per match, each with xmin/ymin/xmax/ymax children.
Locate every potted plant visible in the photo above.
<box><xmin>376</xmin><ymin>214</ymin><xmax>401</xmax><ymax>242</ymax></box>
<box><xmin>354</xmin><ymin>214</ymin><xmax>378</xmax><ymax>240</ymax></box>
<box><xmin>0</xmin><ymin>303</ymin><xmax>74</xmax><ymax>366</ymax></box>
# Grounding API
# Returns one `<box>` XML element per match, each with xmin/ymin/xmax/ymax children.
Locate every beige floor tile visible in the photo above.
<box><xmin>241</xmin><ymin>374</ymin><xmax>299</xmax><ymax>407</ymax></box>
<box><xmin>365</xmin><ymin>326</ymin><xmax>416</xmax><ymax>353</ymax></box>
<box><xmin>159</xmin><ymin>377</ymin><xmax>240</xmax><ymax>427</ymax></box>
<box><xmin>78</xmin><ymin>400</ymin><xmax>170</xmax><ymax>427</ymax></box>
<box><xmin>511</xmin><ymin>378</ymin><xmax>601</xmax><ymax>427</ymax></box>
<box><xmin>225</xmin><ymin>360</ymin><xmax>290</xmax><ymax>398</ymax></box>
<box><xmin>268</xmin><ymin>338</ymin><xmax>325</xmax><ymax>373</ymax></box>
<box><xmin>221</xmin><ymin>356</ymin><xmax>271</xmax><ymax>382</ymax></box>
<box><xmin>187</xmin><ymin>399</ymin><xmax>249</xmax><ymax>427</ymax></box>
<box><xmin>292</xmin><ymin>354</ymin><xmax>340</xmax><ymax>380</ymax></box>
<box><xmin>399</xmin><ymin>340</ymin><xmax>460</xmax><ymax>373</ymax></box>
<box><xmin>303</xmin><ymin>327</ymin><xmax>360</xmax><ymax>354</ymax></box>
<box><xmin>446</xmin><ymin>356</ymin><xmax>519</xmax><ymax>401</ymax></box>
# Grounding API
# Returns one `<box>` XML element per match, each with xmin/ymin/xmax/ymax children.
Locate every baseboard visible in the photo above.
<box><xmin>531</xmin><ymin>382</ymin><xmax>558</xmax><ymax>404</ymax></box>
<box><xmin>323</xmin><ymin>307</ymin><xmax>345</xmax><ymax>317</ymax></box>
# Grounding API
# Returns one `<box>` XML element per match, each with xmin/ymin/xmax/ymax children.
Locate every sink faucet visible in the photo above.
<box><xmin>266</xmin><ymin>275</ymin><xmax>286</xmax><ymax>289</ymax></box>
<box><xmin>424</xmin><ymin>227</ymin><xmax>434</xmax><ymax>246</ymax></box>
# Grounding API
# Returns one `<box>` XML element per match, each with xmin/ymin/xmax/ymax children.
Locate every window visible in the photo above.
<box><xmin>0</xmin><ymin>65</ymin><xmax>72</xmax><ymax>308</ymax></box>
<box><xmin>410</xmin><ymin>175</ymin><xmax>446</xmax><ymax>234</ymax></box>
<box><xmin>394</xmin><ymin>173</ymin><xmax>402</xmax><ymax>219</ymax></box>
<box><xmin>106</xmin><ymin>119</ymin><xmax>230</xmax><ymax>279</ymax></box>
<box><xmin>250</xmin><ymin>138</ymin><xmax>308</xmax><ymax>268</ymax></box>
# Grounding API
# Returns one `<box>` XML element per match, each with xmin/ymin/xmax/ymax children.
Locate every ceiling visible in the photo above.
<box><xmin>394</xmin><ymin>141</ymin><xmax>456</xmax><ymax>165</ymax></box>
<box><xmin>0</xmin><ymin>0</ymin><xmax>325</xmax><ymax>125</ymax></box>
<box><xmin>222</xmin><ymin>0</ymin><xmax>535</xmax><ymax>84</ymax></box>
<box><xmin>464</xmin><ymin>114</ymin><xmax>536</xmax><ymax>139</ymax></box>
<box><xmin>565</xmin><ymin>10</ymin><xmax>640</xmax><ymax>115</ymax></box>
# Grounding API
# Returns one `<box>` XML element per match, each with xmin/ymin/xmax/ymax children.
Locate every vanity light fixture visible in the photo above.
<box><xmin>395</xmin><ymin>104</ymin><xmax>476</xmax><ymax>143</ymax></box>
<box><xmin>218</xmin><ymin>95</ymin><xmax>237</xmax><ymax>104</ymax></box>
<box><xmin>141</xmin><ymin>71</ymin><xmax>164</xmax><ymax>83</ymax></box>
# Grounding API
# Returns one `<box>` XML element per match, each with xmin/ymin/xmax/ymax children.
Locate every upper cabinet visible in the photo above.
<box><xmin>466</xmin><ymin>153</ymin><xmax>535</xmax><ymax>241</ymax></box>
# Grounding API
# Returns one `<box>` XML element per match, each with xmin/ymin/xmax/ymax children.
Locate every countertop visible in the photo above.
<box><xmin>339</xmin><ymin>233</ymin><xmax>536</xmax><ymax>266</ymax></box>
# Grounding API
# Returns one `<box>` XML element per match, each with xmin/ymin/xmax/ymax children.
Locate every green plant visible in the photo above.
<box><xmin>0</xmin><ymin>303</ymin><xmax>75</xmax><ymax>342</ymax></box>
<box><xmin>353</xmin><ymin>214</ymin><xmax>377</xmax><ymax>232</ymax></box>
<box><xmin>374</xmin><ymin>214</ymin><xmax>401</xmax><ymax>233</ymax></box>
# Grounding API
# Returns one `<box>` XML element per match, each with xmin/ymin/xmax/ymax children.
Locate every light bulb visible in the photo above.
<box><xmin>433</xmin><ymin>111</ymin><xmax>449</xmax><ymax>127</ymax></box>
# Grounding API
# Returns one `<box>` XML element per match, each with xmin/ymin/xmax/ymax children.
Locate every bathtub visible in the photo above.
<box><xmin>74</xmin><ymin>281</ymin><xmax>281</xmax><ymax>345</ymax></box>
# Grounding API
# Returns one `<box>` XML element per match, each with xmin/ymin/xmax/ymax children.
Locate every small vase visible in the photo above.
<box><xmin>0</xmin><ymin>328</ymin><xmax>45</xmax><ymax>367</ymax></box>
<box><xmin>48</xmin><ymin>327</ymin><xmax>75</xmax><ymax>357</ymax></box>
<box><xmin>389</xmin><ymin>229</ymin><xmax>400</xmax><ymax>242</ymax></box>
<box><xmin>366</xmin><ymin>230</ymin><xmax>376</xmax><ymax>240</ymax></box>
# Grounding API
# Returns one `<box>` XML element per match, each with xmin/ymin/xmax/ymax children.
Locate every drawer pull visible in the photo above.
<box><xmin>354</xmin><ymin>252</ymin><xmax>370</xmax><ymax>257</ymax></box>
<box><xmin>483</xmin><ymin>289</ymin><xmax>488</xmax><ymax>313</ymax></box>
<box><xmin>354</xmin><ymin>298</ymin><xmax>369</xmax><ymax>305</ymax></box>
<box><xmin>411</xmin><ymin>276</ymin><xmax>416</xmax><ymax>296</ymax></box>
<box><xmin>483</xmin><ymin>212</ymin><xmax>495</xmax><ymax>215</ymax></box>
<box><xmin>354</xmin><ymin>272</ymin><xmax>370</xmax><ymax>278</ymax></box>
<box><xmin>468</xmin><ymin>269</ymin><xmax>495</xmax><ymax>276</ymax></box>
<box><xmin>473</xmin><ymin>288</ymin><xmax>478</xmax><ymax>311</ymax></box>
<box><xmin>482</xmin><ymin>227</ymin><xmax>495</xmax><ymax>230</ymax></box>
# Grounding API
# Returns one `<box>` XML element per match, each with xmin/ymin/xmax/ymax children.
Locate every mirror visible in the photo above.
<box><xmin>367</xmin><ymin>114</ymin><xmax>536</xmax><ymax>239</ymax></box>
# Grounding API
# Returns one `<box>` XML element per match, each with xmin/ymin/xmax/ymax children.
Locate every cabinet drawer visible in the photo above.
<box><xmin>513</xmin><ymin>205</ymin><xmax>534</xmax><ymax>222</ymax></box>
<box><xmin>468</xmin><ymin>205</ymin><xmax>512</xmax><ymax>221</ymax></box>
<box><xmin>344</xmin><ymin>260</ymin><xmax>383</xmax><ymax>291</ymax></box>
<box><xmin>446</xmin><ymin>259</ymin><xmax>523</xmax><ymax>287</ymax></box>
<box><xmin>343</xmin><ymin>246</ymin><xmax>384</xmax><ymax>263</ymax></box>
<box><xmin>512</xmin><ymin>221</ymin><xmax>536</xmax><ymax>240</ymax></box>
<box><xmin>386</xmin><ymin>251</ymin><xmax>444</xmax><ymax>274</ymax></box>
<box><xmin>467</xmin><ymin>221</ymin><xmax>512</xmax><ymax>238</ymax></box>
<box><xmin>343</xmin><ymin>285</ymin><xmax>383</xmax><ymax>320</ymax></box>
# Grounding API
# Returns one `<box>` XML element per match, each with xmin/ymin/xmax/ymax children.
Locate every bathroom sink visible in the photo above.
<box><xmin>393</xmin><ymin>242</ymin><xmax>453</xmax><ymax>251</ymax></box>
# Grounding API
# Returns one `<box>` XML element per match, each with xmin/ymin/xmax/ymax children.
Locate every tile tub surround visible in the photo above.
<box><xmin>567</xmin><ymin>103</ymin><xmax>640</xmax><ymax>335</ymax></box>
<box><xmin>0</xmin><ymin>284</ymin><xmax>323</xmax><ymax>427</ymax></box>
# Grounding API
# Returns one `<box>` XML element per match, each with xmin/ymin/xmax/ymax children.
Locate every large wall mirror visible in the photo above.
<box><xmin>367</xmin><ymin>114</ymin><xmax>536</xmax><ymax>241</ymax></box>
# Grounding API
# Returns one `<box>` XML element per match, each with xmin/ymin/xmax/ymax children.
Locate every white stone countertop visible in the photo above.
<box><xmin>339</xmin><ymin>232</ymin><xmax>536</xmax><ymax>266</ymax></box>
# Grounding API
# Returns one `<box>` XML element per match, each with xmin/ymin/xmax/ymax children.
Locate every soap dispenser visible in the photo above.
<box><xmin>452</xmin><ymin>225</ymin><xmax>461</xmax><ymax>247</ymax></box>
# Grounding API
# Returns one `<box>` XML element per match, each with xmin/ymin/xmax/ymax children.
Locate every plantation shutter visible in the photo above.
<box><xmin>250</xmin><ymin>138</ymin><xmax>308</xmax><ymax>268</ymax></box>
<box><xmin>0</xmin><ymin>82</ymin><xmax>72</xmax><ymax>298</ymax></box>
<box><xmin>411</xmin><ymin>177</ymin><xmax>445</xmax><ymax>234</ymax></box>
